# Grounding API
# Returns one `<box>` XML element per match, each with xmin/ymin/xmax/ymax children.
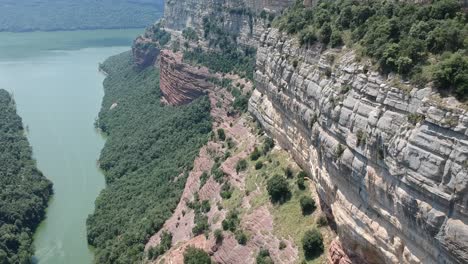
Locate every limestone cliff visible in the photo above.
<box><xmin>249</xmin><ymin>28</ymin><xmax>468</xmax><ymax>264</ymax></box>
<box><xmin>134</xmin><ymin>0</ymin><xmax>468</xmax><ymax>263</ymax></box>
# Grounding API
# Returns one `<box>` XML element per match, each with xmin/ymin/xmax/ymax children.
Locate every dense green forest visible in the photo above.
<box><xmin>0</xmin><ymin>90</ymin><xmax>53</xmax><ymax>263</ymax></box>
<box><xmin>0</xmin><ymin>0</ymin><xmax>164</xmax><ymax>32</ymax></box>
<box><xmin>275</xmin><ymin>0</ymin><xmax>468</xmax><ymax>99</ymax></box>
<box><xmin>86</xmin><ymin>52</ymin><xmax>212</xmax><ymax>263</ymax></box>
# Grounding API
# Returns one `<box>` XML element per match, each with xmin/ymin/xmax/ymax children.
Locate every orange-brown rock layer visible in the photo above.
<box><xmin>159</xmin><ymin>49</ymin><xmax>214</xmax><ymax>106</ymax></box>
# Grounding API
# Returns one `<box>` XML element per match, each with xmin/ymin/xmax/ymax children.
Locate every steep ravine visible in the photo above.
<box><xmin>129</xmin><ymin>0</ymin><xmax>468</xmax><ymax>263</ymax></box>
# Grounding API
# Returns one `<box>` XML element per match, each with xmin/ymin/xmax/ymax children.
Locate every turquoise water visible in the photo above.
<box><xmin>0</xmin><ymin>29</ymin><xmax>140</xmax><ymax>264</ymax></box>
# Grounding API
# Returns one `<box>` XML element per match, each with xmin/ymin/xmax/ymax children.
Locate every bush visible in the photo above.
<box><xmin>266</xmin><ymin>175</ymin><xmax>290</xmax><ymax>203</ymax></box>
<box><xmin>222</xmin><ymin>210</ymin><xmax>240</xmax><ymax>231</ymax></box>
<box><xmin>184</xmin><ymin>247</ymin><xmax>212</xmax><ymax>264</ymax></box>
<box><xmin>262</xmin><ymin>137</ymin><xmax>275</xmax><ymax>154</ymax></box>
<box><xmin>148</xmin><ymin>231</ymin><xmax>172</xmax><ymax>260</ymax></box>
<box><xmin>256</xmin><ymin>249</ymin><xmax>274</xmax><ymax>264</ymax></box>
<box><xmin>285</xmin><ymin>166</ymin><xmax>294</xmax><ymax>178</ymax></box>
<box><xmin>236</xmin><ymin>159</ymin><xmax>248</xmax><ymax>173</ymax></box>
<box><xmin>250</xmin><ymin>147</ymin><xmax>261</xmax><ymax>161</ymax></box>
<box><xmin>330</xmin><ymin>30</ymin><xmax>343</xmax><ymax>48</ymax></box>
<box><xmin>318</xmin><ymin>23</ymin><xmax>332</xmax><ymax>44</ymax></box>
<box><xmin>279</xmin><ymin>241</ymin><xmax>287</xmax><ymax>250</ymax></box>
<box><xmin>220</xmin><ymin>182</ymin><xmax>233</xmax><ymax>199</ymax></box>
<box><xmin>433</xmin><ymin>52</ymin><xmax>468</xmax><ymax>100</ymax></box>
<box><xmin>214</xmin><ymin>229</ymin><xmax>224</xmax><ymax>243</ymax></box>
<box><xmin>217</xmin><ymin>128</ymin><xmax>226</xmax><ymax>141</ymax></box>
<box><xmin>192</xmin><ymin>215</ymin><xmax>209</xmax><ymax>236</ymax></box>
<box><xmin>297</xmin><ymin>176</ymin><xmax>305</xmax><ymax>190</ymax></box>
<box><xmin>235</xmin><ymin>230</ymin><xmax>248</xmax><ymax>245</ymax></box>
<box><xmin>302</xmin><ymin>229</ymin><xmax>324</xmax><ymax>259</ymax></box>
<box><xmin>300</xmin><ymin>196</ymin><xmax>316</xmax><ymax>215</ymax></box>
<box><xmin>255</xmin><ymin>161</ymin><xmax>263</xmax><ymax>170</ymax></box>
<box><xmin>316</xmin><ymin>213</ymin><xmax>328</xmax><ymax>227</ymax></box>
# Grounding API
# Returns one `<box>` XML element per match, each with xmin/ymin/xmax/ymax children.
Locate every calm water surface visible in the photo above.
<box><xmin>0</xmin><ymin>29</ymin><xmax>141</xmax><ymax>264</ymax></box>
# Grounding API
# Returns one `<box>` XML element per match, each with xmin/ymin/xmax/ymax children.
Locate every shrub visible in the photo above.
<box><xmin>285</xmin><ymin>166</ymin><xmax>293</xmax><ymax>178</ymax></box>
<box><xmin>184</xmin><ymin>247</ymin><xmax>211</xmax><ymax>264</ymax></box>
<box><xmin>236</xmin><ymin>159</ymin><xmax>248</xmax><ymax>173</ymax></box>
<box><xmin>192</xmin><ymin>215</ymin><xmax>209</xmax><ymax>236</ymax></box>
<box><xmin>297</xmin><ymin>176</ymin><xmax>305</xmax><ymax>190</ymax></box>
<box><xmin>262</xmin><ymin>137</ymin><xmax>275</xmax><ymax>154</ymax></box>
<box><xmin>220</xmin><ymin>182</ymin><xmax>233</xmax><ymax>199</ymax></box>
<box><xmin>148</xmin><ymin>231</ymin><xmax>172</xmax><ymax>260</ymax></box>
<box><xmin>335</xmin><ymin>144</ymin><xmax>345</xmax><ymax>159</ymax></box>
<box><xmin>256</xmin><ymin>249</ymin><xmax>274</xmax><ymax>264</ymax></box>
<box><xmin>182</xmin><ymin>27</ymin><xmax>199</xmax><ymax>41</ymax></box>
<box><xmin>319</xmin><ymin>23</ymin><xmax>332</xmax><ymax>44</ymax></box>
<box><xmin>255</xmin><ymin>161</ymin><xmax>263</xmax><ymax>170</ymax></box>
<box><xmin>279</xmin><ymin>241</ymin><xmax>287</xmax><ymax>250</ymax></box>
<box><xmin>330</xmin><ymin>30</ymin><xmax>343</xmax><ymax>47</ymax></box>
<box><xmin>433</xmin><ymin>52</ymin><xmax>468</xmax><ymax>100</ymax></box>
<box><xmin>200</xmin><ymin>171</ymin><xmax>209</xmax><ymax>187</ymax></box>
<box><xmin>356</xmin><ymin>129</ymin><xmax>367</xmax><ymax>147</ymax></box>
<box><xmin>214</xmin><ymin>229</ymin><xmax>224</xmax><ymax>243</ymax></box>
<box><xmin>266</xmin><ymin>175</ymin><xmax>290</xmax><ymax>203</ymax></box>
<box><xmin>316</xmin><ymin>213</ymin><xmax>328</xmax><ymax>227</ymax></box>
<box><xmin>250</xmin><ymin>147</ymin><xmax>261</xmax><ymax>161</ymax></box>
<box><xmin>222</xmin><ymin>210</ymin><xmax>239</xmax><ymax>231</ymax></box>
<box><xmin>302</xmin><ymin>229</ymin><xmax>324</xmax><ymax>259</ymax></box>
<box><xmin>300</xmin><ymin>196</ymin><xmax>316</xmax><ymax>215</ymax></box>
<box><xmin>217</xmin><ymin>128</ymin><xmax>226</xmax><ymax>141</ymax></box>
<box><xmin>235</xmin><ymin>230</ymin><xmax>248</xmax><ymax>245</ymax></box>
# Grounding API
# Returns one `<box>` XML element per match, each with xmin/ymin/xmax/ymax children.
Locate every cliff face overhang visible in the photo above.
<box><xmin>159</xmin><ymin>49</ymin><xmax>214</xmax><ymax>105</ymax></box>
<box><xmin>132</xmin><ymin>36</ymin><xmax>160</xmax><ymax>69</ymax></box>
<box><xmin>248</xmin><ymin>28</ymin><xmax>468</xmax><ymax>264</ymax></box>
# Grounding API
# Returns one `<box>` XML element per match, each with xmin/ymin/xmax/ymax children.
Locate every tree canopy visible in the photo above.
<box><xmin>0</xmin><ymin>89</ymin><xmax>53</xmax><ymax>264</ymax></box>
<box><xmin>275</xmin><ymin>0</ymin><xmax>468</xmax><ymax>100</ymax></box>
<box><xmin>86</xmin><ymin>52</ymin><xmax>211</xmax><ymax>263</ymax></box>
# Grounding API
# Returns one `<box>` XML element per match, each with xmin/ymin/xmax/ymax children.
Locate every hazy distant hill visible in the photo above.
<box><xmin>0</xmin><ymin>0</ymin><xmax>164</xmax><ymax>32</ymax></box>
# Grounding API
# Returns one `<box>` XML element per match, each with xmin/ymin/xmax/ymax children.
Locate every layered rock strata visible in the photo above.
<box><xmin>159</xmin><ymin>50</ymin><xmax>214</xmax><ymax>105</ymax></box>
<box><xmin>248</xmin><ymin>28</ymin><xmax>468</xmax><ymax>264</ymax></box>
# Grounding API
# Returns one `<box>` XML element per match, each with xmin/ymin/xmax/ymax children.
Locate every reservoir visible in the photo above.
<box><xmin>0</xmin><ymin>29</ymin><xmax>141</xmax><ymax>264</ymax></box>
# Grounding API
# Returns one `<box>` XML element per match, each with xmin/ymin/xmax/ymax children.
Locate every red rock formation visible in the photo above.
<box><xmin>328</xmin><ymin>239</ymin><xmax>352</xmax><ymax>264</ymax></box>
<box><xmin>159</xmin><ymin>49</ymin><xmax>214</xmax><ymax>106</ymax></box>
<box><xmin>132</xmin><ymin>36</ymin><xmax>160</xmax><ymax>69</ymax></box>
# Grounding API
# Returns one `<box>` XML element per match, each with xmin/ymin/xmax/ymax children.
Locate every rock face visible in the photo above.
<box><xmin>132</xmin><ymin>36</ymin><xmax>160</xmax><ymax>69</ymax></box>
<box><xmin>159</xmin><ymin>50</ymin><xmax>214</xmax><ymax>105</ymax></box>
<box><xmin>249</xmin><ymin>28</ymin><xmax>468</xmax><ymax>264</ymax></box>
<box><xmin>163</xmin><ymin>0</ymin><xmax>293</xmax><ymax>30</ymax></box>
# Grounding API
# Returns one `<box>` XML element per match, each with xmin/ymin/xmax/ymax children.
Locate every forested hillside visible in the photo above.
<box><xmin>86</xmin><ymin>52</ymin><xmax>212</xmax><ymax>263</ymax></box>
<box><xmin>0</xmin><ymin>0</ymin><xmax>164</xmax><ymax>32</ymax></box>
<box><xmin>0</xmin><ymin>90</ymin><xmax>53</xmax><ymax>263</ymax></box>
<box><xmin>275</xmin><ymin>0</ymin><xmax>467</xmax><ymax>99</ymax></box>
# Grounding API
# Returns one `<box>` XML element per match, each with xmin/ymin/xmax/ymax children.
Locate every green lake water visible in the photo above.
<box><xmin>0</xmin><ymin>29</ymin><xmax>142</xmax><ymax>264</ymax></box>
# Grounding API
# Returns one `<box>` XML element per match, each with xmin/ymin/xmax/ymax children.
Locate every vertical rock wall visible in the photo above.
<box><xmin>248</xmin><ymin>28</ymin><xmax>468</xmax><ymax>264</ymax></box>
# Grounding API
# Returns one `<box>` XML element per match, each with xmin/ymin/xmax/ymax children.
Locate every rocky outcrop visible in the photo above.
<box><xmin>132</xmin><ymin>36</ymin><xmax>160</xmax><ymax>69</ymax></box>
<box><xmin>249</xmin><ymin>28</ymin><xmax>468</xmax><ymax>264</ymax></box>
<box><xmin>159</xmin><ymin>50</ymin><xmax>214</xmax><ymax>105</ymax></box>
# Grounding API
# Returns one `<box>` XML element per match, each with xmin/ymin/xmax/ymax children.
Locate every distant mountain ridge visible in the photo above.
<box><xmin>0</xmin><ymin>0</ymin><xmax>164</xmax><ymax>32</ymax></box>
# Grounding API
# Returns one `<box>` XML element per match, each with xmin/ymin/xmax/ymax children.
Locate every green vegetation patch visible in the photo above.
<box><xmin>0</xmin><ymin>89</ymin><xmax>53</xmax><ymax>263</ymax></box>
<box><xmin>86</xmin><ymin>51</ymin><xmax>211</xmax><ymax>263</ymax></box>
<box><xmin>275</xmin><ymin>0</ymin><xmax>468</xmax><ymax>100</ymax></box>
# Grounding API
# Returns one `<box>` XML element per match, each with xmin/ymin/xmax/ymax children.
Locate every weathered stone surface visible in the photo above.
<box><xmin>249</xmin><ymin>28</ymin><xmax>468</xmax><ymax>264</ymax></box>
